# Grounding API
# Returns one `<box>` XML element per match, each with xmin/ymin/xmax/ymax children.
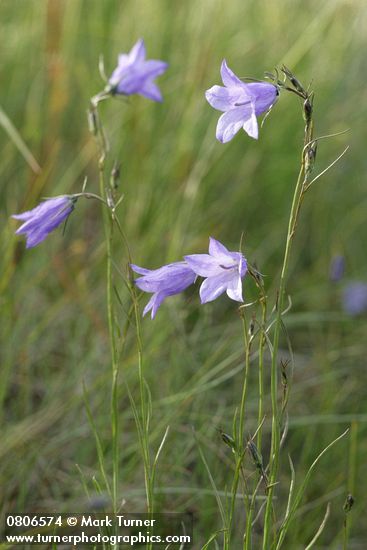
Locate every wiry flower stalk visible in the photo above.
<box><xmin>262</xmin><ymin>67</ymin><xmax>315</xmax><ymax>549</ymax></box>
<box><xmin>88</xmin><ymin>97</ymin><xmax>120</xmax><ymax>517</ymax></box>
<box><xmin>87</xmin><ymin>41</ymin><xmax>168</xmax><ymax>528</ymax></box>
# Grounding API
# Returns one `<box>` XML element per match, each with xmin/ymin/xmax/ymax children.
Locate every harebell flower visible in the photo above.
<box><xmin>12</xmin><ymin>196</ymin><xmax>76</xmax><ymax>248</ymax></box>
<box><xmin>107</xmin><ymin>38</ymin><xmax>168</xmax><ymax>102</ymax></box>
<box><xmin>206</xmin><ymin>60</ymin><xmax>278</xmax><ymax>142</ymax></box>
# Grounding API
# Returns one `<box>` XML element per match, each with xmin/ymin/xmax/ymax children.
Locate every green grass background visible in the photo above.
<box><xmin>1</xmin><ymin>0</ymin><xmax>366</xmax><ymax>547</ymax></box>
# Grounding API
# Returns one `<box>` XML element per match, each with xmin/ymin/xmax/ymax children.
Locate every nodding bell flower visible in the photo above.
<box><xmin>206</xmin><ymin>60</ymin><xmax>278</xmax><ymax>142</ymax></box>
<box><xmin>107</xmin><ymin>39</ymin><xmax>168</xmax><ymax>102</ymax></box>
<box><xmin>12</xmin><ymin>195</ymin><xmax>76</xmax><ymax>249</ymax></box>
<box><xmin>184</xmin><ymin>237</ymin><xmax>247</xmax><ymax>304</ymax></box>
<box><xmin>130</xmin><ymin>261</ymin><xmax>196</xmax><ymax>319</ymax></box>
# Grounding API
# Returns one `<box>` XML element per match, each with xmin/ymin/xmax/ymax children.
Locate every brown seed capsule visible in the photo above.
<box><xmin>343</xmin><ymin>494</ymin><xmax>354</xmax><ymax>513</ymax></box>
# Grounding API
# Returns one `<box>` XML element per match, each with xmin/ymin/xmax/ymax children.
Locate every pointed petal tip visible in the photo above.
<box><xmin>208</xmin><ymin>236</ymin><xmax>220</xmax><ymax>249</ymax></box>
<box><xmin>216</xmin><ymin>130</ymin><xmax>232</xmax><ymax>144</ymax></box>
<box><xmin>12</xmin><ymin>212</ymin><xmax>31</xmax><ymax>221</ymax></box>
<box><xmin>199</xmin><ymin>287</ymin><xmax>210</xmax><ymax>304</ymax></box>
<box><xmin>130</xmin><ymin>263</ymin><xmax>151</xmax><ymax>275</ymax></box>
<box><xmin>142</xmin><ymin>303</ymin><xmax>151</xmax><ymax>318</ymax></box>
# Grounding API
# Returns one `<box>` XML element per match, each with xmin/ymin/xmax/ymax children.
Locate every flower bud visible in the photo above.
<box><xmin>343</xmin><ymin>494</ymin><xmax>354</xmax><ymax>513</ymax></box>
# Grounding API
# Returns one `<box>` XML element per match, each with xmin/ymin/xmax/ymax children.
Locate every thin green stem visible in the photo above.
<box><xmin>244</xmin><ymin>475</ymin><xmax>263</xmax><ymax>550</ymax></box>
<box><xmin>134</xmin><ymin>289</ymin><xmax>153</xmax><ymax>514</ymax></box>
<box><xmin>99</xmin><ymin>170</ymin><xmax>119</xmax><ymax>514</ymax></box>
<box><xmin>226</xmin><ymin>455</ymin><xmax>243</xmax><ymax>550</ymax></box>
<box><xmin>257</xmin><ymin>297</ymin><xmax>267</xmax><ymax>455</ymax></box>
<box><xmin>90</xmin><ymin>98</ymin><xmax>119</xmax><ymax>516</ymax></box>
<box><xmin>262</xmin><ymin>97</ymin><xmax>314</xmax><ymax>548</ymax></box>
<box><xmin>343</xmin><ymin>422</ymin><xmax>357</xmax><ymax>550</ymax></box>
<box><xmin>262</xmin><ymin>164</ymin><xmax>305</xmax><ymax>546</ymax></box>
<box><xmin>226</xmin><ymin>312</ymin><xmax>252</xmax><ymax>549</ymax></box>
<box><xmin>89</xmin><ymin>96</ymin><xmax>155</xmax><ymax>549</ymax></box>
<box><xmin>238</xmin><ymin>312</ymin><xmax>251</xmax><ymax>451</ymax></box>
<box><xmin>114</xmin><ymin>205</ymin><xmax>153</xmax><ymax>519</ymax></box>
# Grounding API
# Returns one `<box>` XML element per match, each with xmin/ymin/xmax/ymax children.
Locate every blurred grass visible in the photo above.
<box><xmin>1</xmin><ymin>0</ymin><xmax>367</xmax><ymax>547</ymax></box>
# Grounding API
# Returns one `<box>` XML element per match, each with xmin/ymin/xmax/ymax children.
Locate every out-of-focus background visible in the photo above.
<box><xmin>1</xmin><ymin>0</ymin><xmax>366</xmax><ymax>547</ymax></box>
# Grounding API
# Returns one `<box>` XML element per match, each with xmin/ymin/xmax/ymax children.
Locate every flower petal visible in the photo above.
<box><xmin>118</xmin><ymin>53</ymin><xmax>129</xmax><ymax>66</ymax></box>
<box><xmin>130</xmin><ymin>264</ymin><xmax>151</xmax><ymax>276</ymax></box>
<box><xmin>12</xmin><ymin>210</ymin><xmax>38</xmax><ymax>221</ymax></box>
<box><xmin>134</xmin><ymin>261</ymin><xmax>195</xmax><ymax>294</ymax></box>
<box><xmin>243</xmin><ymin>110</ymin><xmax>259</xmax><ymax>139</ymax></box>
<box><xmin>208</xmin><ymin>237</ymin><xmax>231</xmax><ymax>258</ymax></box>
<box><xmin>220</xmin><ymin>59</ymin><xmax>244</xmax><ymax>87</ymax></box>
<box><xmin>247</xmin><ymin>82</ymin><xmax>278</xmax><ymax>115</ymax></box>
<box><xmin>12</xmin><ymin>197</ymin><xmax>69</xmax><ymax>224</ymax></box>
<box><xmin>205</xmin><ymin>85</ymin><xmax>243</xmax><ymax>112</ymax></box>
<box><xmin>199</xmin><ymin>272</ymin><xmax>233</xmax><ymax>304</ymax></box>
<box><xmin>143</xmin><ymin>291</ymin><xmax>166</xmax><ymax>319</ymax></box>
<box><xmin>115</xmin><ymin>60</ymin><xmax>167</xmax><ymax>95</ymax></box>
<box><xmin>109</xmin><ymin>55</ymin><xmax>130</xmax><ymax>86</ymax></box>
<box><xmin>216</xmin><ymin>105</ymin><xmax>253</xmax><ymax>143</ymax></box>
<box><xmin>226</xmin><ymin>274</ymin><xmax>243</xmax><ymax>302</ymax></box>
<box><xmin>139</xmin><ymin>80</ymin><xmax>163</xmax><ymax>102</ymax></box>
<box><xmin>128</xmin><ymin>38</ymin><xmax>146</xmax><ymax>63</ymax></box>
<box><xmin>184</xmin><ymin>254</ymin><xmax>225</xmax><ymax>277</ymax></box>
<box><xmin>25</xmin><ymin>229</ymin><xmax>54</xmax><ymax>249</ymax></box>
<box><xmin>24</xmin><ymin>207</ymin><xmax>72</xmax><ymax>248</ymax></box>
<box><xmin>142</xmin><ymin>60</ymin><xmax>168</xmax><ymax>77</ymax></box>
<box><xmin>15</xmin><ymin>199</ymin><xmax>72</xmax><ymax>234</ymax></box>
<box><xmin>239</xmin><ymin>256</ymin><xmax>248</xmax><ymax>277</ymax></box>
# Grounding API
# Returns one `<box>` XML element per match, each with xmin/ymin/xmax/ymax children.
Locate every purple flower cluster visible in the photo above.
<box><xmin>131</xmin><ymin>237</ymin><xmax>247</xmax><ymax>319</ymax></box>
<box><xmin>11</xmin><ymin>43</ymin><xmax>277</xmax><ymax>310</ymax></box>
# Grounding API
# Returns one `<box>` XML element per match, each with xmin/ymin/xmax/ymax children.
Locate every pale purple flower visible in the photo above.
<box><xmin>12</xmin><ymin>196</ymin><xmax>75</xmax><ymax>249</ymax></box>
<box><xmin>329</xmin><ymin>255</ymin><xmax>345</xmax><ymax>283</ymax></box>
<box><xmin>205</xmin><ymin>60</ymin><xmax>279</xmax><ymax>142</ymax></box>
<box><xmin>108</xmin><ymin>39</ymin><xmax>168</xmax><ymax>102</ymax></box>
<box><xmin>131</xmin><ymin>261</ymin><xmax>196</xmax><ymax>319</ymax></box>
<box><xmin>184</xmin><ymin>237</ymin><xmax>247</xmax><ymax>304</ymax></box>
<box><xmin>342</xmin><ymin>282</ymin><xmax>367</xmax><ymax>316</ymax></box>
